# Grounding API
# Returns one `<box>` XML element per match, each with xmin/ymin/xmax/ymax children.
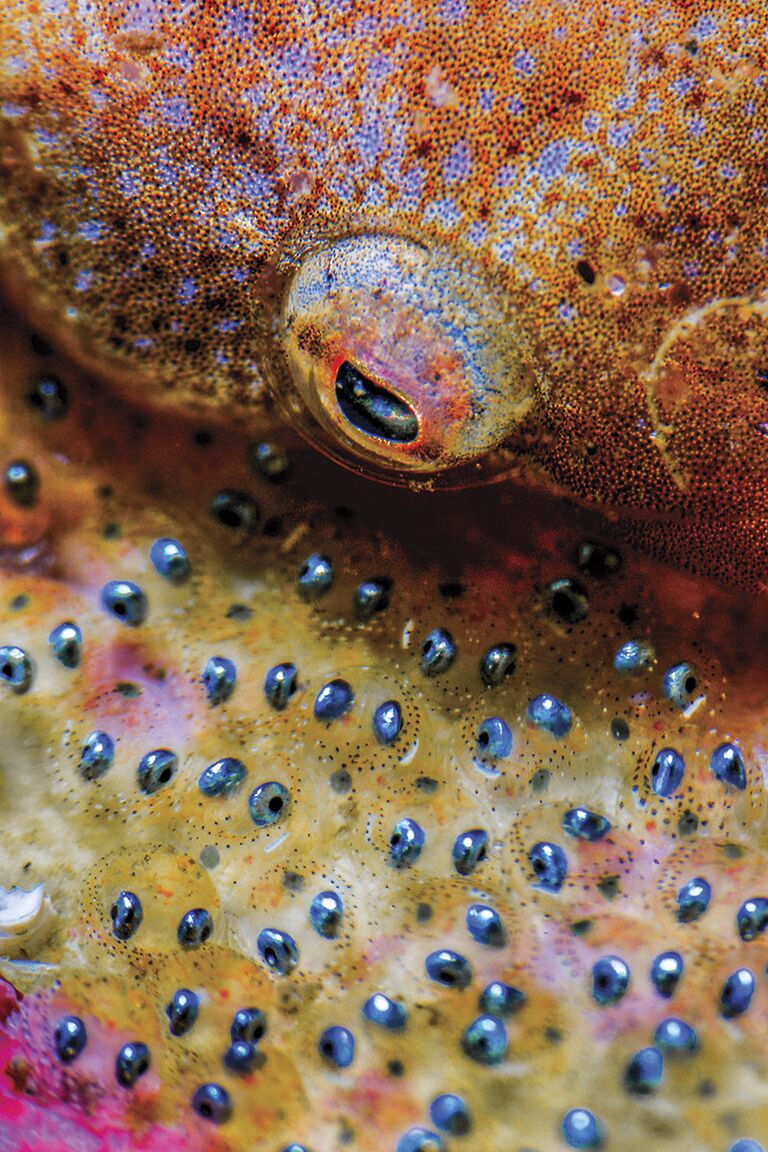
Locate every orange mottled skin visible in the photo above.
<box><xmin>0</xmin><ymin>1</ymin><xmax>767</xmax><ymax>578</ymax></box>
<box><xmin>0</xmin><ymin>4</ymin><xmax>767</xmax><ymax>1152</ymax></box>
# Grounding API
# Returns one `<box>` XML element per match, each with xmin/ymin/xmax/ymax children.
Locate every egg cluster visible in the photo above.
<box><xmin>0</xmin><ymin>318</ymin><xmax>766</xmax><ymax>1150</ymax></box>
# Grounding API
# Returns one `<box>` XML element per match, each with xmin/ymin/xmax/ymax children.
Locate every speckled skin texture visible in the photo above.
<box><xmin>0</xmin><ymin>3</ymin><xmax>767</xmax><ymax>1151</ymax></box>
<box><xmin>1</xmin><ymin>1</ymin><xmax>768</xmax><ymax>575</ymax></box>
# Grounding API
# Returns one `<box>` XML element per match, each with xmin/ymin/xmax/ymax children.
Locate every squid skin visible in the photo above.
<box><xmin>0</xmin><ymin>3</ymin><xmax>767</xmax><ymax>1152</ymax></box>
<box><xmin>0</xmin><ymin>0</ymin><xmax>767</xmax><ymax>579</ymax></box>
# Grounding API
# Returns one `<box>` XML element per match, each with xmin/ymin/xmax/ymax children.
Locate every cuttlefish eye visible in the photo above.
<box><xmin>279</xmin><ymin>235</ymin><xmax>537</xmax><ymax>484</ymax></box>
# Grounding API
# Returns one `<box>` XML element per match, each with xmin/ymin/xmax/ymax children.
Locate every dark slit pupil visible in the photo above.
<box><xmin>335</xmin><ymin>361</ymin><xmax>419</xmax><ymax>444</ymax></box>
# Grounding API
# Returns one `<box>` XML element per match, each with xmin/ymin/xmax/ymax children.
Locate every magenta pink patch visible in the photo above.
<box><xmin>0</xmin><ymin>978</ymin><xmax>221</xmax><ymax>1152</ymax></box>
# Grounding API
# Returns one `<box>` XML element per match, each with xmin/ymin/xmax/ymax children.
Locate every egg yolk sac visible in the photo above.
<box><xmin>279</xmin><ymin>235</ymin><xmax>537</xmax><ymax>484</ymax></box>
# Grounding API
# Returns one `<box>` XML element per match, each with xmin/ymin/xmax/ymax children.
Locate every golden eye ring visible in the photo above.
<box><xmin>278</xmin><ymin>233</ymin><xmax>537</xmax><ymax>485</ymax></box>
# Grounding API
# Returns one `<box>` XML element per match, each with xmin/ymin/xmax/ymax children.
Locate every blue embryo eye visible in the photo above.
<box><xmin>49</xmin><ymin>621</ymin><xmax>82</xmax><ymax>668</ymax></box>
<box><xmin>257</xmin><ymin>928</ymin><xmax>299</xmax><ymax>975</ymax></box>
<box><xmin>100</xmin><ymin>580</ymin><xmax>148</xmax><ymax>627</ymax></box>
<box><xmin>149</xmin><ymin>537</ymin><xmax>190</xmax><ymax>583</ymax></box>
<box><xmin>591</xmin><ymin>955</ymin><xmax>630</xmax><ymax>1005</ymax></box>
<box><xmin>314</xmin><ymin>678</ymin><xmax>354</xmax><ymax>721</ymax></box>
<box><xmin>475</xmin><ymin>716</ymin><xmax>512</xmax><ymax>759</ymax></box>
<box><xmin>0</xmin><ymin>645</ymin><xmax>34</xmax><ymax>694</ymax></box>
<box><xmin>649</xmin><ymin>747</ymin><xmax>685</xmax><ymax>797</ymax></box>
<box><xmin>389</xmin><ymin>817</ymin><xmax>425</xmax><ymax>867</ymax></box>
<box><xmin>79</xmin><ymin>730</ymin><xmax>115</xmax><ymax>781</ymax></box>
<box><xmin>528</xmin><ymin>841</ymin><xmax>568</xmax><ymax>891</ymax></box>
<box><xmin>248</xmin><ymin>780</ymin><xmax>291</xmax><ymax>826</ymax></box>
<box><xmin>191</xmin><ymin>1082</ymin><xmax>232</xmax><ymax>1124</ymax></box>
